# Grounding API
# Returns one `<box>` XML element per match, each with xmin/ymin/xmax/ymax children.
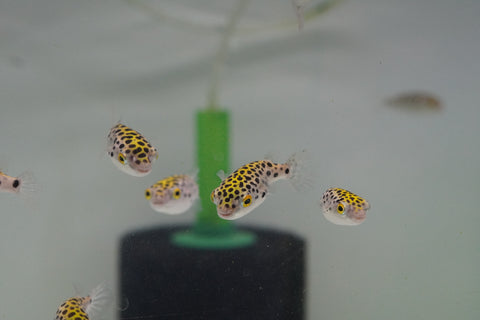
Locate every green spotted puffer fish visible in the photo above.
<box><xmin>211</xmin><ymin>151</ymin><xmax>307</xmax><ymax>220</ymax></box>
<box><xmin>55</xmin><ymin>283</ymin><xmax>110</xmax><ymax>320</ymax></box>
<box><xmin>320</xmin><ymin>188</ymin><xmax>370</xmax><ymax>226</ymax></box>
<box><xmin>145</xmin><ymin>174</ymin><xmax>199</xmax><ymax>214</ymax></box>
<box><xmin>0</xmin><ymin>170</ymin><xmax>36</xmax><ymax>196</ymax></box>
<box><xmin>107</xmin><ymin>123</ymin><xmax>158</xmax><ymax>177</ymax></box>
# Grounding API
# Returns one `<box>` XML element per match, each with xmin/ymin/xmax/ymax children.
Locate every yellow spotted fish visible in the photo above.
<box><xmin>320</xmin><ymin>188</ymin><xmax>370</xmax><ymax>226</ymax></box>
<box><xmin>211</xmin><ymin>151</ymin><xmax>307</xmax><ymax>220</ymax></box>
<box><xmin>55</xmin><ymin>283</ymin><xmax>110</xmax><ymax>320</ymax></box>
<box><xmin>107</xmin><ymin>123</ymin><xmax>158</xmax><ymax>177</ymax></box>
<box><xmin>145</xmin><ymin>174</ymin><xmax>199</xmax><ymax>215</ymax></box>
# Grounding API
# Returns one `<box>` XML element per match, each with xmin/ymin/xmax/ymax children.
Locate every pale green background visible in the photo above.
<box><xmin>0</xmin><ymin>0</ymin><xmax>479</xmax><ymax>319</ymax></box>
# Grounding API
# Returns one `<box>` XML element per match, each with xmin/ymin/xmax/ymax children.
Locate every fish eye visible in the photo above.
<box><xmin>173</xmin><ymin>188</ymin><xmax>181</xmax><ymax>199</ymax></box>
<box><xmin>337</xmin><ymin>203</ymin><xmax>345</xmax><ymax>214</ymax></box>
<box><xmin>242</xmin><ymin>195</ymin><xmax>252</xmax><ymax>208</ymax></box>
<box><xmin>118</xmin><ymin>153</ymin><xmax>126</xmax><ymax>165</ymax></box>
<box><xmin>145</xmin><ymin>189</ymin><xmax>152</xmax><ymax>200</ymax></box>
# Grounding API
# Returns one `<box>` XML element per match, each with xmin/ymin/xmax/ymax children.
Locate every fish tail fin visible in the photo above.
<box><xmin>286</xmin><ymin>149</ymin><xmax>314</xmax><ymax>191</ymax></box>
<box><xmin>17</xmin><ymin>170</ymin><xmax>39</xmax><ymax>196</ymax></box>
<box><xmin>86</xmin><ymin>282</ymin><xmax>112</xmax><ymax>319</ymax></box>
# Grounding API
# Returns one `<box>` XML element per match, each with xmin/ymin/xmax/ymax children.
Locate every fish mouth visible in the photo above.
<box><xmin>151</xmin><ymin>195</ymin><xmax>168</xmax><ymax>206</ymax></box>
<box><xmin>136</xmin><ymin>167</ymin><xmax>151</xmax><ymax>174</ymax></box>
<box><xmin>350</xmin><ymin>210</ymin><xmax>367</xmax><ymax>223</ymax></box>
<box><xmin>152</xmin><ymin>199</ymin><xmax>166</xmax><ymax>206</ymax></box>
<box><xmin>217</xmin><ymin>207</ymin><xmax>236</xmax><ymax>219</ymax></box>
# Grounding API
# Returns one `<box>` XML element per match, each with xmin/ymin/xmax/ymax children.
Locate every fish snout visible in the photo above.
<box><xmin>217</xmin><ymin>206</ymin><xmax>236</xmax><ymax>219</ymax></box>
<box><xmin>151</xmin><ymin>192</ymin><xmax>169</xmax><ymax>206</ymax></box>
<box><xmin>350</xmin><ymin>208</ymin><xmax>367</xmax><ymax>223</ymax></box>
<box><xmin>131</xmin><ymin>159</ymin><xmax>152</xmax><ymax>174</ymax></box>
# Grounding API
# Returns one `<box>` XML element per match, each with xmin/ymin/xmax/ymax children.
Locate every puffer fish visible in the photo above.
<box><xmin>145</xmin><ymin>174</ymin><xmax>199</xmax><ymax>215</ymax></box>
<box><xmin>107</xmin><ymin>123</ymin><xmax>158</xmax><ymax>177</ymax></box>
<box><xmin>211</xmin><ymin>151</ymin><xmax>307</xmax><ymax>220</ymax></box>
<box><xmin>386</xmin><ymin>91</ymin><xmax>442</xmax><ymax>111</ymax></box>
<box><xmin>0</xmin><ymin>170</ymin><xmax>36</xmax><ymax>196</ymax></box>
<box><xmin>55</xmin><ymin>283</ymin><xmax>110</xmax><ymax>320</ymax></box>
<box><xmin>320</xmin><ymin>188</ymin><xmax>370</xmax><ymax>226</ymax></box>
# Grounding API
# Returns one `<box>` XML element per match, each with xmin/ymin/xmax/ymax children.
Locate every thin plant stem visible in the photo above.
<box><xmin>206</xmin><ymin>0</ymin><xmax>251</xmax><ymax>110</ymax></box>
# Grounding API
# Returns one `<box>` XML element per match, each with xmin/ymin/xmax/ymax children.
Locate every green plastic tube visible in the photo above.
<box><xmin>171</xmin><ymin>109</ymin><xmax>255</xmax><ymax>249</ymax></box>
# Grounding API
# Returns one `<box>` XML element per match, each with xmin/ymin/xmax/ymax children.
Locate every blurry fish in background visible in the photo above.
<box><xmin>145</xmin><ymin>174</ymin><xmax>199</xmax><ymax>215</ymax></box>
<box><xmin>320</xmin><ymin>188</ymin><xmax>370</xmax><ymax>226</ymax></box>
<box><xmin>211</xmin><ymin>150</ymin><xmax>309</xmax><ymax>220</ymax></box>
<box><xmin>55</xmin><ymin>283</ymin><xmax>111</xmax><ymax>320</ymax></box>
<box><xmin>107</xmin><ymin>123</ymin><xmax>158</xmax><ymax>177</ymax></box>
<box><xmin>385</xmin><ymin>91</ymin><xmax>442</xmax><ymax>112</ymax></box>
<box><xmin>0</xmin><ymin>170</ymin><xmax>37</xmax><ymax>198</ymax></box>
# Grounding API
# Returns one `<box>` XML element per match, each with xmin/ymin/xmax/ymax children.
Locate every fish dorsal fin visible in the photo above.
<box><xmin>216</xmin><ymin>169</ymin><xmax>226</xmax><ymax>181</ymax></box>
<box><xmin>189</xmin><ymin>168</ymin><xmax>199</xmax><ymax>181</ymax></box>
<box><xmin>263</xmin><ymin>152</ymin><xmax>277</xmax><ymax>162</ymax></box>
